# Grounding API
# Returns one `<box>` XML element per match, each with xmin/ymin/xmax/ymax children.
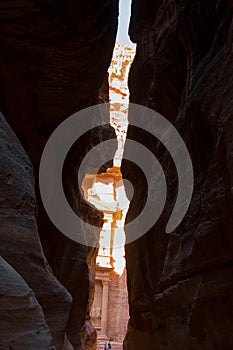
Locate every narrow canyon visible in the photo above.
<box><xmin>0</xmin><ymin>1</ymin><xmax>232</xmax><ymax>350</ymax></box>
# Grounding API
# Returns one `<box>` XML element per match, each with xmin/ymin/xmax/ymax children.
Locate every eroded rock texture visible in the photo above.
<box><xmin>0</xmin><ymin>113</ymin><xmax>71</xmax><ymax>349</ymax></box>
<box><xmin>123</xmin><ymin>1</ymin><xmax>233</xmax><ymax>349</ymax></box>
<box><xmin>0</xmin><ymin>256</ymin><xmax>52</xmax><ymax>350</ymax></box>
<box><xmin>0</xmin><ymin>1</ymin><xmax>118</xmax><ymax>349</ymax></box>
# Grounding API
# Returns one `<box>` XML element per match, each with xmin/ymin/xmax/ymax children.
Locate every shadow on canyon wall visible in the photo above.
<box><xmin>0</xmin><ymin>0</ymin><xmax>232</xmax><ymax>349</ymax></box>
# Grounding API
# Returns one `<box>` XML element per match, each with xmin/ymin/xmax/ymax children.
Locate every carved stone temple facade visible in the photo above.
<box><xmin>83</xmin><ymin>42</ymin><xmax>135</xmax><ymax>347</ymax></box>
<box><xmin>92</xmin><ymin>264</ymin><xmax>129</xmax><ymax>343</ymax></box>
<box><xmin>83</xmin><ymin>168</ymin><xmax>129</xmax><ymax>346</ymax></box>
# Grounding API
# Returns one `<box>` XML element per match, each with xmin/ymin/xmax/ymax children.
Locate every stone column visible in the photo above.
<box><xmin>100</xmin><ymin>280</ymin><xmax>110</xmax><ymax>336</ymax></box>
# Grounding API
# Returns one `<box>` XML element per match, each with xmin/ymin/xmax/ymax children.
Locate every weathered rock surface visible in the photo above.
<box><xmin>0</xmin><ymin>112</ymin><xmax>72</xmax><ymax>349</ymax></box>
<box><xmin>123</xmin><ymin>1</ymin><xmax>233</xmax><ymax>349</ymax></box>
<box><xmin>107</xmin><ymin>269</ymin><xmax>129</xmax><ymax>342</ymax></box>
<box><xmin>0</xmin><ymin>256</ymin><xmax>52</xmax><ymax>350</ymax></box>
<box><xmin>0</xmin><ymin>1</ymin><xmax>119</xmax><ymax>349</ymax></box>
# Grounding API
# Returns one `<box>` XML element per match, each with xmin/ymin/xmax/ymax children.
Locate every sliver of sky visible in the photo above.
<box><xmin>116</xmin><ymin>0</ymin><xmax>135</xmax><ymax>46</ymax></box>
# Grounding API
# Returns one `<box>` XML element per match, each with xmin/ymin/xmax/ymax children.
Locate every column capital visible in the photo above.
<box><xmin>102</xmin><ymin>280</ymin><xmax>110</xmax><ymax>287</ymax></box>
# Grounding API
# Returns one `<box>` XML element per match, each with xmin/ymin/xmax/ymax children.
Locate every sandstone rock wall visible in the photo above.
<box><xmin>123</xmin><ymin>1</ymin><xmax>233</xmax><ymax>349</ymax></box>
<box><xmin>107</xmin><ymin>269</ymin><xmax>129</xmax><ymax>342</ymax></box>
<box><xmin>0</xmin><ymin>112</ymin><xmax>71</xmax><ymax>349</ymax></box>
<box><xmin>0</xmin><ymin>1</ymin><xmax>119</xmax><ymax>349</ymax></box>
<box><xmin>0</xmin><ymin>256</ymin><xmax>52</xmax><ymax>350</ymax></box>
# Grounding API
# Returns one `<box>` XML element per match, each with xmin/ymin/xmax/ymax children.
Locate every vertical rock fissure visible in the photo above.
<box><xmin>84</xmin><ymin>2</ymin><xmax>136</xmax><ymax>348</ymax></box>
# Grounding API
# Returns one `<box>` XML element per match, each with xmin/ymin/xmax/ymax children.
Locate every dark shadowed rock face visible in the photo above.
<box><xmin>0</xmin><ymin>1</ymin><xmax>118</xmax><ymax>349</ymax></box>
<box><xmin>0</xmin><ymin>257</ymin><xmax>52</xmax><ymax>350</ymax></box>
<box><xmin>0</xmin><ymin>113</ymin><xmax>72</xmax><ymax>349</ymax></box>
<box><xmin>123</xmin><ymin>1</ymin><xmax>233</xmax><ymax>349</ymax></box>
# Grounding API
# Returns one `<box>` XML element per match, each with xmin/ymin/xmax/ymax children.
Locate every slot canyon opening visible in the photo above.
<box><xmin>0</xmin><ymin>0</ymin><xmax>232</xmax><ymax>349</ymax></box>
<box><xmin>82</xmin><ymin>1</ymin><xmax>135</xmax><ymax>348</ymax></box>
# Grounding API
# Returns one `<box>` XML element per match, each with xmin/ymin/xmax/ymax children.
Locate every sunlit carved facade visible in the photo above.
<box><xmin>87</xmin><ymin>42</ymin><xmax>135</xmax><ymax>348</ymax></box>
<box><xmin>83</xmin><ymin>168</ymin><xmax>129</xmax><ymax>345</ymax></box>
